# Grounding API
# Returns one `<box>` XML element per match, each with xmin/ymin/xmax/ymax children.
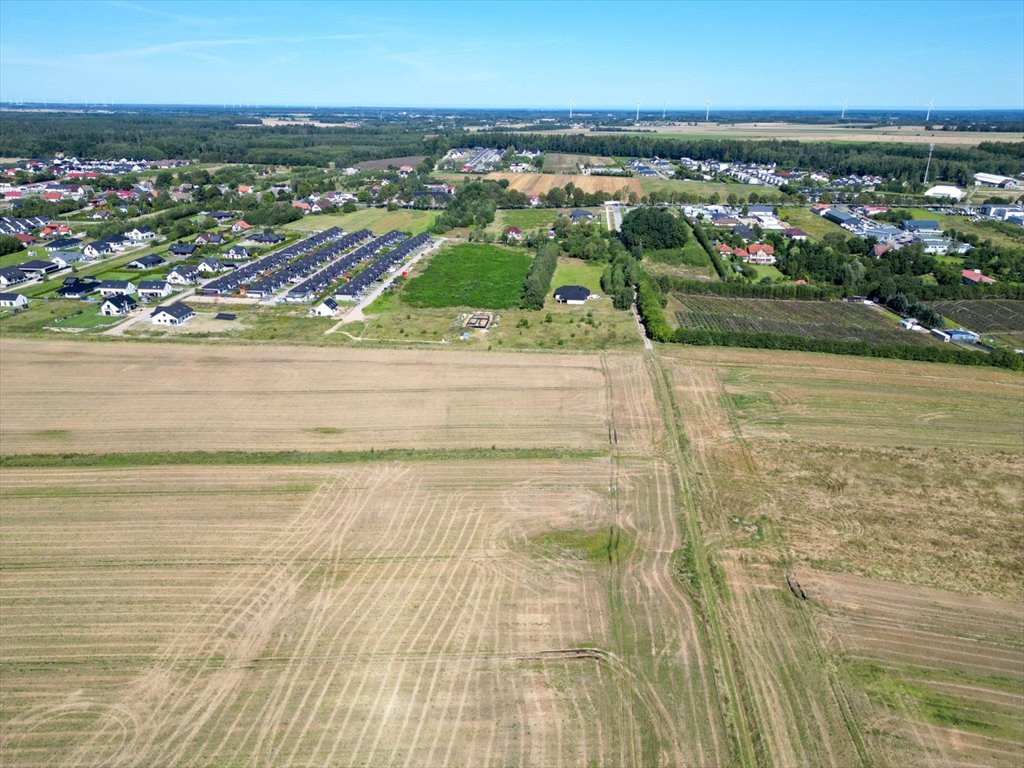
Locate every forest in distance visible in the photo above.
<box><xmin>1</xmin><ymin>109</ymin><xmax>1022</xmax><ymax>183</ymax></box>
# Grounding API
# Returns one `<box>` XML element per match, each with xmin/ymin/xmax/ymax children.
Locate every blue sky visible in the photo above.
<box><xmin>1</xmin><ymin>0</ymin><xmax>1022</xmax><ymax>109</ymax></box>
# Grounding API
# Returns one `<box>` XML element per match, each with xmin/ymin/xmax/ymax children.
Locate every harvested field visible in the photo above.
<box><xmin>544</xmin><ymin>153</ymin><xmax>617</xmax><ymax>173</ymax></box>
<box><xmin>659</xmin><ymin>345</ymin><xmax>1024</xmax><ymax>767</ymax></box>
<box><xmin>666</xmin><ymin>345</ymin><xmax>1023</xmax><ymax>451</ymax></box>
<box><xmin>0</xmin><ymin>456</ymin><xmax>727</xmax><ymax>767</ymax></box>
<box><xmin>804</xmin><ymin>570</ymin><xmax>1024</xmax><ymax>768</ymax></box>
<box><xmin>674</xmin><ymin>294</ymin><xmax>942</xmax><ymax>346</ymax></box>
<box><xmin>481</xmin><ymin>172</ymin><xmax>643</xmax><ymax>199</ymax></box>
<box><xmin>0</xmin><ymin>340</ymin><xmax>608</xmax><ymax>454</ymax></box>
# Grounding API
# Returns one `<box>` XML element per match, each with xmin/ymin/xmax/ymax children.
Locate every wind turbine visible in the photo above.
<box><xmin>635</xmin><ymin>100</ymin><xmax>640</xmax><ymax>123</ymax></box>
<box><xmin>705</xmin><ymin>99</ymin><xmax>712</xmax><ymax>122</ymax></box>
<box><xmin>923</xmin><ymin>142</ymin><xmax>935</xmax><ymax>184</ymax></box>
<box><xmin>926</xmin><ymin>99</ymin><xmax>934</xmax><ymax>122</ymax></box>
<box><xmin>569</xmin><ymin>98</ymin><xmax>573</xmax><ymax>121</ymax></box>
<box><xmin>841</xmin><ymin>100</ymin><xmax>847</xmax><ymax>120</ymax></box>
<box><xmin>662</xmin><ymin>101</ymin><xmax>666</xmax><ymax>120</ymax></box>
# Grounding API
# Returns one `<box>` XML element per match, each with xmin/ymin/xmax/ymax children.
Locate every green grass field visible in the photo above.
<box><xmin>494</xmin><ymin>208</ymin><xmax>560</xmax><ymax>232</ymax></box>
<box><xmin>778</xmin><ymin>207</ymin><xmax>848</xmax><ymax>238</ymax></box>
<box><xmin>640</xmin><ymin>177</ymin><xmax>786</xmax><ymax>201</ymax></box>
<box><xmin>401</xmin><ymin>243</ymin><xmax>531</xmax><ymax>309</ymax></box>
<box><xmin>284</xmin><ymin>208</ymin><xmax>436</xmax><ymax>235</ymax></box>
<box><xmin>550</xmin><ymin>258</ymin><xmax>604</xmax><ymax>294</ymax></box>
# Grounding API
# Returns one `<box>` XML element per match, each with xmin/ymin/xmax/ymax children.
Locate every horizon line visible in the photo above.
<box><xmin>2</xmin><ymin>101</ymin><xmax>1023</xmax><ymax>113</ymax></box>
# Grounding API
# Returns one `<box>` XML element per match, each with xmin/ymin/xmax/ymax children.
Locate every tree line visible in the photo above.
<box><xmin>470</xmin><ymin>132</ymin><xmax>1024</xmax><ymax>184</ymax></box>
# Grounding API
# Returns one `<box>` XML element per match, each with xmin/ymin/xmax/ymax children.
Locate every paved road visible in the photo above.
<box><xmin>605</xmin><ymin>201</ymin><xmax>623</xmax><ymax>232</ymax></box>
<box><xmin>326</xmin><ymin>238</ymin><xmax>444</xmax><ymax>334</ymax></box>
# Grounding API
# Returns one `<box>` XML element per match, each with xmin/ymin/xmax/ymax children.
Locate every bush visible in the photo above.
<box><xmin>672</xmin><ymin>327</ymin><xmax>1023</xmax><ymax>371</ymax></box>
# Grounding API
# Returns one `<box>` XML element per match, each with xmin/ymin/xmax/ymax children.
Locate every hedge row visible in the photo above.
<box><xmin>522</xmin><ymin>242</ymin><xmax>559</xmax><ymax>309</ymax></box>
<box><xmin>688</xmin><ymin>218</ymin><xmax>729</xmax><ymax>280</ymax></box>
<box><xmin>671</xmin><ymin>328</ymin><xmax>1023</xmax><ymax>370</ymax></box>
<box><xmin>651</xmin><ymin>274</ymin><xmax>837</xmax><ymax>300</ymax></box>
<box><xmin>636</xmin><ymin>277</ymin><xmax>673</xmax><ymax>342</ymax></box>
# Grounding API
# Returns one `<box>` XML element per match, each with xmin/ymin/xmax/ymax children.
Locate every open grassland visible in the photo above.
<box><xmin>356</xmin><ymin>280</ymin><xmax>640</xmax><ymax>352</ymax></box>
<box><xmin>490</xmin><ymin>207</ymin><xmax>560</xmax><ymax>233</ymax></box>
<box><xmin>0</xmin><ymin>340</ymin><xmax>609</xmax><ymax>454</ymax></box>
<box><xmin>564</xmin><ymin>122</ymin><xmax>1024</xmax><ymax>146</ymax></box>
<box><xmin>0</xmin><ymin>453</ymin><xmax>729</xmax><ymax>767</ymax></box>
<box><xmin>543</xmin><ymin>153</ymin><xmax>617</xmax><ymax>173</ymax></box>
<box><xmin>673</xmin><ymin>294</ymin><xmax>943</xmax><ymax>345</ymax></box>
<box><xmin>282</xmin><ymin>208</ymin><xmax>435</xmax><ymax>235</ymax></box>
<box><xmin>660</xmin><ymin>345</ymin><xmax>1024</xmax><ymax>767</ymax></box>
<box><xmin>480</xmin><ymin>172</ymin><xmax>643</xmax><ymax>199</ymax></box>
<box><xmin>402</xmin><ymin>243</ymin><xmax>531</xmax><ymax>309</ymax></box>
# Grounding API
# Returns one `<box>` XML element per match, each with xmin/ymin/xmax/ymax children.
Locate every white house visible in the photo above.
<box><xmin>99</xmin><ymin>295</ymin><xmax>136</xmax><ymax>315</ymax></box>
<box><xmin>197</xmin><ymin>257</ymin><xmax>224</xmax><ymax>274</ymax></box>
<box><xmin>0</xmin><ymin>292</ymin><xmax>29</xmax><ymax>309</ymax></box>
<box><xmin>744</xmin><ymin>244</ymin><xmax>777</xmax><ymax>265</ymax></box>
<box><xmin>126</xmin><ymin>226</ymin><xmax>157</xmax><ymax>241</ymax></box>
<box><xmin>310</xmin><ymin>298</ymin><xmax>339</xmax><ymax>317</ymax></box>
<box><xmin>137</xmin><ymin>280</ymin><xmax>173</xmax><ymax>300</ymax></box>
<box><xmin>166</xmin><ymin>265</ymin><xmax>198</xmax><ymax>285</ymax></box>
<box><xmin>97</xmin><ymin>280</ymin><xmax>136</xmax><ymax>297</ymax></box>
<box><xmin>553</xmin><ymin>285</ymin><xmax>591</xmax><ymax>304</ymax></box>
<box><xmin>151</xmin><ymin>302</ymin><xmax>194</xmax><ymax>325</ymax></box>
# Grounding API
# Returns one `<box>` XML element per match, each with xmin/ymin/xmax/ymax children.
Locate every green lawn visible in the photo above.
<box><xmin>551</xmin><ymin>258</ymin><xmax>604</xmax><ymax>294</ymax></box>
<box><xmin>779</xmin><ymin>207</ymin><xmax>848</xmax><ymax>239</ymax></box>
<box><xmin>401</xmin><ymin>243</ymin><xmax>531</xmax><ymax>309</ymax></box>
<box><xmin>748</xmin><ymin>263</ymin><xmax>786</xmax><ymax>281</ymax></box>
<box><xmin>284</xmin><ymin>208</ymin><xmax>436</xmax><ymax>235</ymax></box>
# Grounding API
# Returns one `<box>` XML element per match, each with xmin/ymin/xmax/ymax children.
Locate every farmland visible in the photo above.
<box><xmin>673</xmin><ymin>294</ymin><xmax>942</xmax><ymax>345</ymax></box>
<box><xmin>478</xmin><ymin>171</ymin><xmax>643</xmax><ymax>199</ymax></box>
<box><xmin>401</xmin><ymin>243</ymin><xmax>531</xmax><ymax>309</ymax></box>
<box><xmin>283</xmin><ymin>207</ymin><xmax>435</xmax><ymax>235</ymax></box>
<box><xmin>661</xmin><ymin>345</ymin><xmax>1024</xmax><ymax>767</ymax></box>
<box><xmin>0</xmin><ymin>341</ymin><xmax>733</xmax><ymax>767</ymax></box>
<box><xmin>2</xmin><ymin>331</ymin><xmax>1022</xmax><ymax>767</ymax></box>
<box><xmin>543</xmin><ymin>152</ymin><xmax>617</xmax><ymax>173</ymax></box>
<box><xmin>0</xmin><ymin>340</ymin><xmax>609</xmax><ymax>454</ymax></box>
<box><xmin>560</xmin><ymin>121</ymin><xmax>1024</xmax><ymax>146</ymax></box>
<box><xmin>934</xmin><ymin>299</ymin><xmax>1024</xmax><ymax>347</ymax></box>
